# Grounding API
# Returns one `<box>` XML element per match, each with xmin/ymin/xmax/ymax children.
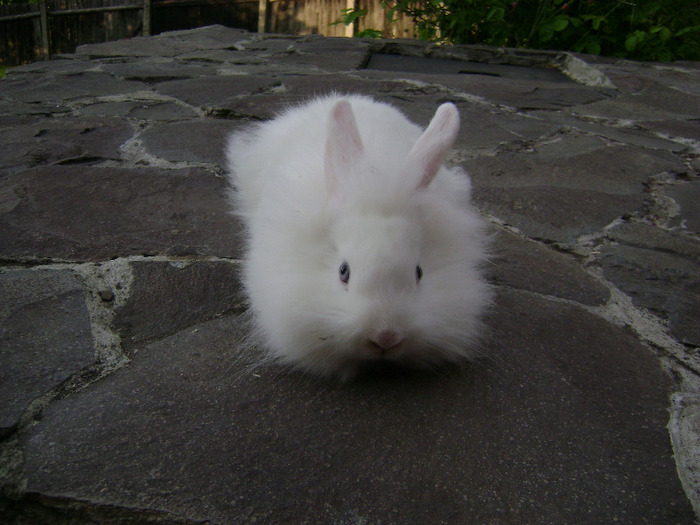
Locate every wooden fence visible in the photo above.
<box><xmin>263</xmin><ymin>0</ymin><xmax>415</xmax><ymax>39</ymax></box>
<box><xmin>0</xmin><ymin>0</ymin><xmax>417</xmax><ymax>67</ymax></box>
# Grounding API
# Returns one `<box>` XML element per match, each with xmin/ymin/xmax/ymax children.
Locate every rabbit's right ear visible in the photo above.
<box><xmin>409</xmin><ymin>103</ymin><xmax>460</xmax><ymax>190</ymax></box>
<box><xmin>325</xmin><ymin>100</ymin><xmax>364</xmax><ymax>198</ymax></box>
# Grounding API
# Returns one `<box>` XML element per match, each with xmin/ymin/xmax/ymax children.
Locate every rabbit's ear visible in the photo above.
<box><xmin>325</xmin><ymin>100</ymin><xmax>364</xmax><ymax>197</ymax></box>
<box><xmin>409</xmin><ymin>103</ymin><xmax>460</xmax><ymax>189</ymax></box>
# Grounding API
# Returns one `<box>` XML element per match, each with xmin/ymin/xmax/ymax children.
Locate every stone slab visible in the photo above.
<box><xmin>462</xmin><ymin>135</ymin><xmax>685</xmax><ymax>245</ymax></box>
<box><xmin>599</xmin><ymin>243</ymin><xmax>700</xmax><ymax>346</ymax></box>
<box><xmin>77</xmin><ymin>100</ymin><xmax>199</xmax><ymax>121</ymax></box>
<box><xmin>592</xmin><ymin>62</ymin><xmax>700</xmax><ymax>120</ymax></box>
<box><xmin>75</xmin><ymin>25</ymin><xmax>251</xmax><ymax>58</ymax></box>
<box><xmin>601</xmin><ymin>220</ymin><xmax>700</xmax><ymax>347</ymax></box>
<box><xmin>0</xmin><ymin>72</ymin><xmax>147</xmax><ymax>106</ymax></box>
<box><xmin>366</xmin><ymin>52</ymin><xmax>572</xmax><ymax>82</ymax></box>
<box><xmin>99</xmin><ymin>56</ymin><xmax>220</xmax><ymax>82</ymax></box>
<box><xmin>463</xmin><ymin>138</ymin><xmax>685</xmax><ymax>194</ymax></box>
<box><xmin>486</xmin><ymin>230</ymin><xmax>609</xmax><ymax>306</ymax></box>
<box><xmin>0</xmin><ymin>116</ymin><xmax>133</xmax><ymax>176</ymax></box>
<box><xmin>18</xmin><ymin>289</ymin><xmax>695</xmax><ymax>523</ymax></box>
<box><xmin>472</xmin><ymin>185</ymin><xmax>644</xmax><ymax>245</ymax></box>
<box><xmin>605</xmin><ymin>220</ymin><xmax>700</xmax><ymax>261</ymax></box>
<box><xmin>139</xmin><ymin>119</ymin><xmax>237</xmax><ymax>166</ymax></box>
<box><xmin>0</xmin><ymin>269</ymin><xmax>94</xmax><ymax>434</ymax></box>
<box><xmin>285</xmin><ymin>36</ymin><xmax>370</xmax><ymax>71</ymax></box>
<box><xmin>0</xmin><ymin>166</ymin><xmax>240</xmax><ymax>261</ymax></box>
<box><xmin>360</xmin><ymin>67</ymin><xmax>615</xmax><ymax>111</ymax></box>
<box><xmin>113</xmin><ymin>259</ymin><xmax>245</xmax><ymax>351</ymax></box>
<box><xmin>529</xmin><ymin>109</ymin><xmax>689</xmax><ymax>152</ymax></box>
<box><xmin>665</xmin><ymin>181</ymin><xmax>700</xmax><ymax>233</ymax></box>
<box><xmin>154</xmin><ymin>74</ymin><xmax>280</xmax><ymax>115</ymax></box>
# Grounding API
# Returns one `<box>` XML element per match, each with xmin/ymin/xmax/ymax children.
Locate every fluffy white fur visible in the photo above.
<box><xmin>225</xmin><ymin>95</ymin><xmax>491</xmax><ymax>380</ymax></box>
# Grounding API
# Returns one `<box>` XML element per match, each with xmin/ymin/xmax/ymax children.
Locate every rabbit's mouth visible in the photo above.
<box><xmin>365</xmin><ymin>338</ymin><xmax>406</xmax><ymax>359</ymax></box>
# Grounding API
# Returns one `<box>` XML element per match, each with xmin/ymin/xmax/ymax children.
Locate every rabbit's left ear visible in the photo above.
<box><xmin>325</xmin><ymin>100</ymin><xmax>364</xmax><ymax>198</ymax></box>
<box><xmin>409</xmin><ymin>103</ymin><xmax>460</xmax><ymax>189</ymax></box>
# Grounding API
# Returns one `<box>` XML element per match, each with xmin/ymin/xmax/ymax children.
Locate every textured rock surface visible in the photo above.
<box><xmin>1</xmin><ymin>25</ymin><xmax>699</xmax><ymax>523</ymax></box>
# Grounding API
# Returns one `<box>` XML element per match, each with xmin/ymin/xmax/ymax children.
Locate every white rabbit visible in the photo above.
<box><xmin>225</xmin><ymin>95</ymin><xmax>491</xmax><ymax>380</ymax></box>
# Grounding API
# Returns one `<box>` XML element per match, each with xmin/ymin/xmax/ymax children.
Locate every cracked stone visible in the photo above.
<box><xmin>0</xmin><ymin>116</ymin><xmax>133</xmax><ymax>176</ymax></box>
<box><xmin>154</xmin><ymin>74</ymin><xmax>279</xmax><ymax>112</ymax></box>
<box><xmin>464</xmin><ymin>137</ymin><xmax>685</xmax><ymax>194</ymax></box>
<box><xmin>473</xmin><ymin>185</ymin><xmax>644</xmax><ymax>245</ymax></box>
<box><xmin>486</xmin><ymin>230</ymin><xmax>609</xmax><ymax>306</ymax></box>
<box><xmin>0</xmin><ymin>72</ymin><xmax>147</xmax><ymax>105</ymax></box>
<box><xmin>665</xmin><ymin>181</ymin><xmax>700</xmax><ymax>233</ymax></box>
<box><xmin>0</xmin><ymin>269</ymin><xmax>94</xmax><ymax>434</ymax></box>
<box><xmin>235</xmin><ymin>74</ymin><xmax>406</xmax><ymax>109</ymax></box>
<box><xmin>599</xmin><ymin>243</ymin><xmax>700</xmax><ymax>347</ymax></box>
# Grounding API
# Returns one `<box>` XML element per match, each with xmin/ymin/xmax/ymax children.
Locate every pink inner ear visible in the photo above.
<box><xmin>325</xmin><ymin>100</ymin><xmax>364</xmax><ymax>198</ymax></box>
<box><xmin>332</xmin><ymin>101</ymin><xmax>363</xmax><ymax>154</ymax></box>
<box><xmin>410</xmin><ymin>103</ymin><xmax>460</xmax><ymax>189</ymax></box>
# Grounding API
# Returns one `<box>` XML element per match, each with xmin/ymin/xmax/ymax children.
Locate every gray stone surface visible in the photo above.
<box><xmin>0</xmin><ymin>24</ymin><xmax>699</xmax><ymax>523</ymax></box>
<box><xmin>0</xmin><ymin>116</ymin><xmax>133</xmax><ymax>176</ymax></box>
<box><xmin>600</xmin><ymin>240</ymin><xmax>700</xmax><ymax>347</ymax></box>
<box><xmin>15</xmin><ymin>293</ymin><xmax>691</xmax><ymax>523</ymax></box>
<box><xmin>0</xmin><ymin>270</ymin><xmax>94</xmax><ymax>435</ymax></box>
<box><xmin>113</xmin><ymin>259</ymin><xmax>246</xmax><ymax>351</ymax></box>
<box><xmin>487</xmin><ymin>231</ymin><xmax>610</xmax><ymax>306</ymax></box>
<box><xmin>0</xmin><ymin>166</ymin><xmax>238</xmax><ymax>261</ymax></box>
<box><xmin>665</xmin><ymin>181</ymin><xmax>700</xmax><ymax>232</ymax></box>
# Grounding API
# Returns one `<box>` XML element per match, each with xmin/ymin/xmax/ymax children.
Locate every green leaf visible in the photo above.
<box><xmin>625</xmin><ymin>31</ymin><xmax>646</xmax><ymax>52</ymax></box>
<box><xmin>487</xmin><ymin>7</ymin><xmax>505</xmax><ymax>21</ymax></box>
<box><xmin>356</xmin><ymin>29</ymin><xmax>382</xmax><ymax>38</ymax></box>
<box><xmin>587</xmin><ymin>40</ymin><xmax>601</xmax><ymax>55</ymax></box>
<box><xmin>553</xmin><ymin>17</ymin><xmax>569</xmax><ymax>31</ymax></box>
<box><xmin>332</xmin><ymin>8</ymin><xmax>368</xmax><ymax>26</ymax></box>
<box><xmin>675</xmin><ymin>25</ymin><xmax>700</xmax><ymax>37</ymax></box>
<box><xmin>539</xmin><ymin>24</ymin><xmax>555</xmax><ymax>43</ymax></box>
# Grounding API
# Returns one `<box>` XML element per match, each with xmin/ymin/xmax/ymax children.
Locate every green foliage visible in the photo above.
<box><xmin>356</xmin><ymin>28</ymin><xmax>384</xmax><ymax>38</ymax></box>
<box><xmin>345</xmin><ymin>0</ymin><xmax>700</xmax><ymax>62</ymax></box>
<box><xmin>333</xmin><ymin>7</ymin><xmax>384</xmax><ymax>38</ymax></box>
<box><xmin>334</xmin><ymin>7</ymin><xmax>370</xmax><ymax>27</ymax></box>
<box><xmin>0</xmin><ymin>67</ymin><xmax>6</xmax><ymax>79</ymax></box>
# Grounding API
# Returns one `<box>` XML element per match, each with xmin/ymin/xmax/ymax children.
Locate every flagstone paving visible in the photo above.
<box><xmin>1</xmin><ymin>25</ymin><xmax>699</xmax><ymax>524</ymax></box>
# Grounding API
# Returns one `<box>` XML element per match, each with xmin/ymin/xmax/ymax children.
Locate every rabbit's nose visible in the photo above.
<box><xmin>370</xmin><ymin>329</ymin><xmax>404</xmax><ymax>353</ymax></box>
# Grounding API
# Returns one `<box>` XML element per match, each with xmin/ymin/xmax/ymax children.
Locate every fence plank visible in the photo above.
<box><xmin>39</xmin><ymin>0</ymin><xmax>49</xmax><ymax>59</ymax></box>
<box><xmin>257</xmin><ymin>0</ymin><xmax>267</xmax><ymax>33</ymax></box>
<box><xmin>143</xmin><ymin>0</ymin><xmax>151</xmax><ymax>35</ymax></box>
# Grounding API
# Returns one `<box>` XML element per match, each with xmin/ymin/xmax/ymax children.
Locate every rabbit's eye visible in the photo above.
<box><xmin>339</xmin><ymin>262</ymin><xmax>350</xmax><ymax>284</ymax></box>
<box><xmin>416</xmin><ymin>265</ymin><xmax>423</xmax><ymax>282</ymax></box>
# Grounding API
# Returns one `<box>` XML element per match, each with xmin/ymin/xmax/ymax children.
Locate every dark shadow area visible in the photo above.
<box><xmin>365</xmin><ymin>52</ymin><xmax>572</xmax><ymax>83</ymax></box>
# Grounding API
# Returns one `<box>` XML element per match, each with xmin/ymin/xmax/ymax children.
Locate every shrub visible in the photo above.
<box><xmin>342</xmin><ymin>0</ymin><xmax>700</xmax><ymax>62</ymax></box>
